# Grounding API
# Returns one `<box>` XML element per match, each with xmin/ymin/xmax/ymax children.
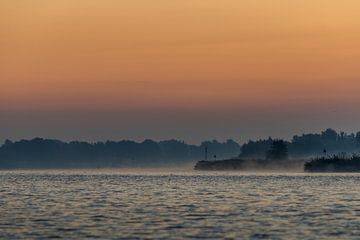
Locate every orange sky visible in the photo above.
<box><xmin>1</xmin><ymin>0</ymin><xmax>360</xmax><ymax>142</ymax></box>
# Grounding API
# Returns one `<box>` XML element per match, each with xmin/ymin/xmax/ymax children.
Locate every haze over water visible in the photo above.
<box><xmin>2</xmin><ymin>1</ymin><xmax>360</xmax><ymax>239</ymax></box>
<box><xmin>2</xmin><ymin>170</ymin><xmax>360</xmax><ymax>239</ymax></box>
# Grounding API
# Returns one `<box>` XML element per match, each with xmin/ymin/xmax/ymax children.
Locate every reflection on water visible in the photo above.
<box><xmin>1</xmin><ymin>170</ymin><xmax>360</xmax><ymax>239</ymax></box>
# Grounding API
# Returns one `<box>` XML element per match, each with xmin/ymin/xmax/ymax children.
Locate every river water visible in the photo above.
<box><xmin>1</xmin><ymin>170</ymin><xmax>360</xmax><ymax>239</ymax></box>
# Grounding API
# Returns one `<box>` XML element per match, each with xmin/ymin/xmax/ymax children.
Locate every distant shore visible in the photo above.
<box><xmin>305</xmin><ymin>155</ymin><xmax>360</xmax><ymax>172</ymax></box>
<box><xmin>195</xmin><ymin>156</ymin><xmax>360</xmax><ymax>173</ymax></box>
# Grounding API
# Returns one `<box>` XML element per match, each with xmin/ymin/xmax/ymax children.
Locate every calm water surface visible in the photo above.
<box><xmin>1</xmin><ymin>170</ymin><xmax>360</xmax><ymax>239</ymax></box>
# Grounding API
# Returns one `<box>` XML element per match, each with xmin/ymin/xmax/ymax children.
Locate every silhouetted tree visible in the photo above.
<box><xmin>239</xmin><ymin>138</ymin><xmax>273</xmax><ymax>159</ymax></box>
<box><xmin>0</xmin><ymin>138</ymin><xmax>240</xmax><ymax>168</ymax></box>
<box><xmin>159</xmin><ymin>140</ymin><xmax>189</xmax><ymax>160</ymax></box>
<box><xmin>321</xmin><ymin>128</ymin><xmax>338</xmax><ymax>142</ymax></box>
<box><xmin>2</xmin><ymin>129</ymin><xmax>360</xmax><ymax>168</ymax></box>
<box><xmin>266</xmin><ymin>140</ymin><xmax>288</xmax><ymax>160</ymax></box>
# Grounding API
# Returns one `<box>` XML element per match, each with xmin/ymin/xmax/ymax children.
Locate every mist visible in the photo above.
<box><xmin>1</xmin><ymin>128</ymin><xmax>360</xmax><ymax>170</ymax></box>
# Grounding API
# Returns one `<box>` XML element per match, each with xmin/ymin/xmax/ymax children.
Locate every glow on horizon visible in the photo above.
<box><xmin>1</xmin><ymin>0</ymin><xmax>360</xmax><ymax>142</ymax></box>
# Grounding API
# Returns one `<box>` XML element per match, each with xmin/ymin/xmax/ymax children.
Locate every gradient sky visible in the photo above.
<box><xmin>1</xmin><ymin>0</ymin><xmax>360</xmax><ymax>143</ymax></box>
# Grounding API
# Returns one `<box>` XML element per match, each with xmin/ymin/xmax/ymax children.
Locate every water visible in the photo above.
<box><xmin>1</xmin><ymin>170</ymin><xmax>360</xmax><ymax>239</ymax></box>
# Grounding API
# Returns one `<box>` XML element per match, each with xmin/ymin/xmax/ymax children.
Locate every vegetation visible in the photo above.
<box><xmin>0</xmin><ymin>138</ymin><xmax>240</xmax><ymax>168</ymax></box>
<box><xmin>266</xmin><ymin>140</ymin><xmax>288</xmax><ymax>160</ymax></box>
<box><xmin>305</xmin><ymin>154</ymin><xmax>360</xmax><ymax>172</ymax></box>
<box><xmin>240</xmin><ymin>128</ymin><xmax>360</xmax><ymax>159</ymax></box>
<box><xmin>195</xmin><ymin>129</ymin><xmax>360</xmax><ymax>172</ymax></box>
<box><xmin>2</xmin><ymin>128</ymin><xmax>360</xmax><ymax>169</ymax></box>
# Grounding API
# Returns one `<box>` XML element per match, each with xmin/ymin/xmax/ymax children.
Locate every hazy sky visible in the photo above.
<box><xmin>1</xmin><ymin>0</ymin><xmax>360</xmax><ymax>143</ymax></box>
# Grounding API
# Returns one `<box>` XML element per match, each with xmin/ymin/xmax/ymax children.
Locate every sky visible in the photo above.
<box><xmin>1</xmin><ymin>0</ymin><xmax>360</xmax><ymax>144</ymax></box>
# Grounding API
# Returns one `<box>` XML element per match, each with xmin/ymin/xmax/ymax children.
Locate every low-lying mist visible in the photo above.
<box><xmin>1</xmin><ymin>128</ymin><xmax>360</xmax><ymax>170</ymax></box>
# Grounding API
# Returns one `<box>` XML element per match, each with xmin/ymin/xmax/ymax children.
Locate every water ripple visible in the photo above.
<box><xmin>1</xmin><ymin>171</ymin><xmax>360</xmax><ymax>239</ymax></box>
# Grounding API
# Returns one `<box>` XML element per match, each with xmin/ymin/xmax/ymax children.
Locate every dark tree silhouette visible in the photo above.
<box><xmin>266</xmin><ymin>140</ymin><xmax>288</xmax><ymax>160</ymax></box>
<box><xmin>2</xmin><ymin>128</ymin><xmax>360</xmax><ymax>169</ymax></box>
<box><xmin>240</xmin><ymin>128</ymin><xmax>360</xmax><ymax>159</ymax></box>
<box><xmin>0</xmin><ymin>138</ymin><xmax>240</xmax><ymax>168</ymax></box>
<box><xmin>239</xmin><ymin>138</ymin><xmax>273</xmax><ymax>159</ymax></box>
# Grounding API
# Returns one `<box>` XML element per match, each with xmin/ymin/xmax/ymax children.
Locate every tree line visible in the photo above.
<box><xmin>0</xmin><ymin>138</ymin><xmax>240</xmax><ymax>168</ymax></box>
<box><xmin>240</xmin><ymin>128</ymin><xmax>360</xmax><ymax>159</ymax></box>
<box><xmin>1</xmin><ymin>128</ymin><xmax>360</xmax><ymax>168</ymax></box>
